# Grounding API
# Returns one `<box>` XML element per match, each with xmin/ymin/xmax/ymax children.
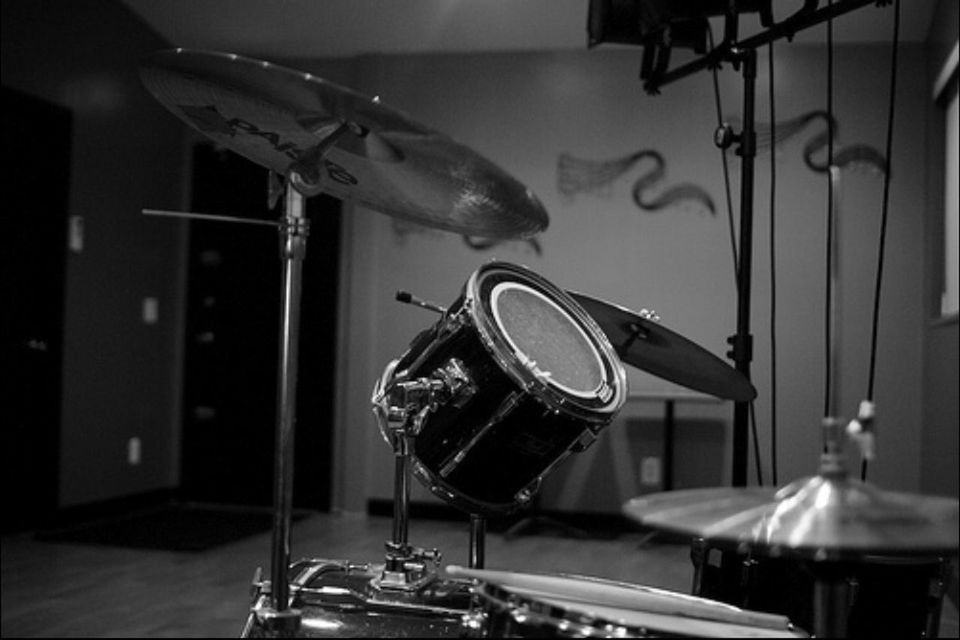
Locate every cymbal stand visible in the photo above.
<box><xmin>469</xmin><ymin>514</ymin><xmax>486</xmax><ymax>569</ymax></box>
<box><xmin>144</xmin><ymin>195</ymin><xmax>312</xmax><ymax>633</ymax></box>
<box><xmin>143</xmin><ymin>184</ymin><xmax>311</xmax><ymax>632</ymax></box>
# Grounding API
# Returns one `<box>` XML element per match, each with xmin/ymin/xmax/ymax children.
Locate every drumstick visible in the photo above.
<box><xmin>445</xmin><ymin>565</ymin><xmax>794</xmax><ymax>632</ymax></box>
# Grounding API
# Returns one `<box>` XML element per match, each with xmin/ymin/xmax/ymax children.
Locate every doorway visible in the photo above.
<box><xmin>1</xmin><ymin>87</ymin><xmax>72</xmax><ymax>532</ymax></box>
<box><xmin>179</xmin><ymin>143</ymin><xmax>339</xmax><ymax>511</ymax></box>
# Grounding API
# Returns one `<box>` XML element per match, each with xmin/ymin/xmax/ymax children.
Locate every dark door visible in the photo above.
<box><xmin>180</xmin><ymin>144</ymin><xmax>338</xmax><ymax>510</ymax></box>
<box><xmin>1</xmin><ymin>87</ymin><xmax>71</xmax><ymax>532</ymax></box>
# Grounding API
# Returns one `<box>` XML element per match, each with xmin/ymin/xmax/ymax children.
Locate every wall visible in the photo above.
<box><xmin>329</xmin><ymin>38</ymin><xmax>933</xmax><ymax>514</ymax></box>
<box><xmin>1</xmin><ymin>1</ymin><xmax>187</xmax><ymax>506</ymax></box>
<box><xmin>921</xmin><ymin>0</ymin><xmax>959</xmax><ymax>499</ymax></box>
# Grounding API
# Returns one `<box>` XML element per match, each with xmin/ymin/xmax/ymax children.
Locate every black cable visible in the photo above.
<box><xmin>750</xmin><ymin>402</ymin><xmax>764</xmax><ymax>485</ymax></box>
<box><xmin>823</xmin><ymin>1</ymin><xmax>835</xmax><ymax>426</ymax></box>
<box><xmin>768</xmin><ymin>40</ymin><xmax>779</xmax><ymax>487</ymax></box>
<box><xmin>862</xmin><ymin>0</ymin><xmax>901</xmax><ymax>482</ymax></box>
<box><xmin>708</xmin><ymin>28</ymin><xmax>740</xmax><ymax>279</ymax></box>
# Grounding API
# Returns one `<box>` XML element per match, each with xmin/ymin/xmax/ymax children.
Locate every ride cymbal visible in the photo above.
<box><xmin>623</xmin><ymin>480</ymin><xmax>959</xmax><ymax>560</ymax></box>
<box><xmin>568</xmin><ymin>292</ymin><xmax>756</xmax><ymax>401</ymax></box>
<box><xmin>140</xmin><ymin>49</ymin><xmax>548</xmax><ymax>239</ymax></box>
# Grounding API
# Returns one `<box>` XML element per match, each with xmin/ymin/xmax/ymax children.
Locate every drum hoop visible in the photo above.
<box><xmin>409</xmin><ymin>456</ymin><xmax>530</xmax><ymax>515</ymax></box>
<box><xmin>465</xmin><ymin>261</ymin><xmax>627</xmax><ymax>419</ymax></box>
<box><xmin>477</xmin><ymin>585</ymin><xmax>623</xmax><ymax>636</ymax></box>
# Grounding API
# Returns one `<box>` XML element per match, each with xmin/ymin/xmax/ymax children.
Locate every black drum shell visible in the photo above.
<box><xmin>394</xmin><ymin>262</ymin><xmax>626</xmax><ymax>516</ymax></box>
<box><xmin>404</xmin><ymin>309</ymin><xmax>607</xmax><ymax>515</ymax></box>
<box><xmin>695</xmin><ymin>548</ymin><xmax>948</xmax><ymax>639</ymax></box>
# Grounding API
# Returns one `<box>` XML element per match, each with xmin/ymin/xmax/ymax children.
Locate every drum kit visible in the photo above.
<box><xmin>140</xmin><ymin>49</ymin><xmax>958</xmax><ymax>638</ymax></box>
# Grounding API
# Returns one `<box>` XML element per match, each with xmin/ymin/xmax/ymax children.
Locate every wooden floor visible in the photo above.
<box><xmin>2</xmin><ymin>511</ymin><xmax>957</xmax><ymax>637</ymax></box>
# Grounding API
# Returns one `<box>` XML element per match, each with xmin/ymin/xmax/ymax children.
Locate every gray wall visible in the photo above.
<box><xmin>328</xmin><ymin>41</ymin><xmax>935</xmax><ymax>514</ymax></box>
<box><xmin>2</xmin><ymin>0</ymin><xmax>188</xmax><ymax>506</ymax></box>
<box><xmin>2</xmin><ymin>1</ymin><xmax>953</xmax><ymax>515</ymax></box>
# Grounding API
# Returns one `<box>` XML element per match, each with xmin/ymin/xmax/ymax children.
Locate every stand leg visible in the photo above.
<box><xmin>730</xmin><ymin>47</ymin><xmax>758</xmax><ymax>487</ymax></box>
<box><xmin>269</xmin><ymin>188</ymin><xmax>308</xmax><ymax>621</ymax></box>
<box><xmin>813</xmin><ymin>575</ymin><xmax>849</xmax><ymax>638</ymax></box>
<box><xmin>469</xmin><ymin>514</ymin><xmax>486</xmax><ymax>569</ymax></box>
<box><xmin>388</xmin><ymin>433</ymin><xmax>411</xmax><ymax>569</ymax></box>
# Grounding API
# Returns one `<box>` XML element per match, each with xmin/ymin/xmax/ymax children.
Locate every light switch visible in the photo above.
<box><xmin>69</xmin><ymin>215</ymin><xmax>84</xmax><ymax>253</ymax></box>
<box><xmin>142</xmin><ymin>297</ymin><xmax>159</xmax><ymax>324</ymax></box>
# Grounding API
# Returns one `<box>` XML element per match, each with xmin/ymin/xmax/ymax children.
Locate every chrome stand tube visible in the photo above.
<box><xmin>269</xmin><ymin>187</ymin><xmax>308</xmax><ymax>623</ymax></box>
<box><xmin>468</xmin><ymin>514</ymin><xmax>486</xmax><ymax>569</ymax></box>
<box><xmin>391</xmin><ymin>432</ymin><xmax>412</xmax><ymax>562</ymax></box>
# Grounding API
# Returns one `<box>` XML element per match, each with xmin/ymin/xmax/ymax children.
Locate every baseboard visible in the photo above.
<box><xmin>41</xmin><ymin>487</ymin><xmax>179</xmax><ymax>530</ymax></box>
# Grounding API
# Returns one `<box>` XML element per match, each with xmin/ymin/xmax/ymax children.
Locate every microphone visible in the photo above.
<box><xmin>395</xmin><ymin>290</ymin><xmax>447</xmax><ymax>315</ymax></box>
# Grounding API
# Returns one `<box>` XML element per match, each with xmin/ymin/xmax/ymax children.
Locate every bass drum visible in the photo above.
<box><xmin>381</xmin><ymin>261</ymin><xmax>627</xmax><ymax>516</ymax></box>
<box><xmin>242</xmin><ymin>559</ymin><xmax>473</xmax><ymax>638</ymax></box>
<box><xmin>694</xmin><ymin>546</ymin><xmax>950</xmax><ymax>639</ymax></box>
<box><xmin>447</xmin><ymin>566</ymin><xmax>809</xmax><ymax>638</ymax></box>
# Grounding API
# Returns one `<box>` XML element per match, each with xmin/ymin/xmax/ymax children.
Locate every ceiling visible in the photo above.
<box><xmin>122</xmin><ymin>0</ymin><xmax>936</xmax><ymax>61</ymax></box>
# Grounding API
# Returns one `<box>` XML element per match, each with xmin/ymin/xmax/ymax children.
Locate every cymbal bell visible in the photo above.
<box><xmin>623</xmin><ymin>479</ymin><xmax>959</xmax><ymax>560</ymax></box>
<box><xmin>568</xmin><ymin>292</ymin><xmax>756</xmax><ymax>402</ymax></box>
<box><xmin>139</xmin><ymin>49</ymin><xmax>549</xmax><ymax>239</ymax></box>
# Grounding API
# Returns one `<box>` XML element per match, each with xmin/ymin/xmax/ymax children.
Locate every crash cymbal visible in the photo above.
<box><xmin>568</xmin><ymin>292</ymin><xmax>756</xmax><ymax>401</ymax></box>
<box><xmin>139</xmin><ymin>49</ymin><xmax>548</xmax><ymax>239</ymax></box>
<box><xmin>623</xmin><ymin>480</ymin><xmax>959</xmax><ymax>560</ymax></box>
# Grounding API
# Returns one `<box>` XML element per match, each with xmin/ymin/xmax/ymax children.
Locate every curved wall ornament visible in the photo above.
<box><xmin>557</xmin><ymin>149</ymin><xmax>716</xmax><ymax>216</ymax></box>
<box><xmin>753</xmin><ymin>110</ymin><xmax>886</xmax><ymax>175</ymax></box>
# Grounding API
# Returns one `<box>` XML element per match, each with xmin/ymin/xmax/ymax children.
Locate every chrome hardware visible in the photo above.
<box><xmin>639</xmin><ymin>308</ymin><xmax>661</xmax><ymax>323</ymax></box>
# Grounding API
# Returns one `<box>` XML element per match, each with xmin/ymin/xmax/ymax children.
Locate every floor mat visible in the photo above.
<box><xmin>35</xmin><ymin>503</ymin><xmax>301</xmax><ymax>552</ymax></box>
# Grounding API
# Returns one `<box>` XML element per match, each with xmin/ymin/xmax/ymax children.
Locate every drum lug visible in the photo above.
<box><xmin>378</xmin><ymin>543</ymin><xmax>443</xmax><ymax>591</ymax></box>
<box><xmin>570</xmin><ymin>429</ymin><xmax>597</xmax><ymax>453</ymax></box>
<box><xmin>515</xmin><ymin>478</ymin><xmax>542</xmax><ymax>505</ymax></box>
<box><xmin>434</xmin><ymin>358</ymin><xmax>477</xmax><ymax>408</ymax></box>
<box><xmin>460</xmin><ymin>610</ymin><xmax>488</xmax><ymax>637</ymax></box>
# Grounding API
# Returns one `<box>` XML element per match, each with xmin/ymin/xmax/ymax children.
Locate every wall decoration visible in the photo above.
<box><xmin>391</xmin><ymin>214</ymin><xmax>544</xmax><ymax>256</ymax></box>
<box><xmin>462</xmin><ymin>235</ymin><xmax>543</xmax><ymax>256</ymax></box>
<box><xmin>754</xmin><ymin>110</ymin><xmax>886</xmax><ymax>175</ymax></box>
<box><xmin>556</xmin><ymin>112</ymin><xmax>884</xmax><ymax>220</ymax></box>
<box><xmin>557</xmin><ymin>149</ymin><xmax>716</xmax><ymax>216</ymax></box>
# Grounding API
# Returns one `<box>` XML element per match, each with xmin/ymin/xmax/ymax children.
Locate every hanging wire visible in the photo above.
<box><xmin>768</xmin><ymin>40</ymin><xmax>779</xmax><ymax>487</ymax></box>
<box><xmin>750</xmin><ymin>402</ymin><xmax>764</xmax><ymax>485</ymax></box>
<box><xmin>708</xmin><ymin>28</ymin><xmax>740</xmax><ymax>278</ymax></box>
<box><xmin>862</xmin><ymin>0</ymin><xmax>901</xmax><ymax>481</ymax></box>
<box><xmin>823</xmin><ymin>0</ymin><xmax>836</xmax><ymax>426</ymax></box>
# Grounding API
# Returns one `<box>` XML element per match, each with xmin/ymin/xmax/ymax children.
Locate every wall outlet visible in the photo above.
<box><xmin>128</xmin><ymin>437</ymin><xmax>141</xmax><ymax>466</ymax></box>
<box><xmin>641</xmin><ymin>456</ymin><xmax>661</xmax><ymax>486</ymax></box>
<box><xmin>142</xmin><ymin>297</ymin><xmax>158</xmax><ymax>324</ymax></box>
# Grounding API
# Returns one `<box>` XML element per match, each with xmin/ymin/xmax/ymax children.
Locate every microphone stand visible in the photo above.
<box><xmin>641</xmin><ymin>0</ymin><xmax>882</xmax><ymax>486</ymax></box>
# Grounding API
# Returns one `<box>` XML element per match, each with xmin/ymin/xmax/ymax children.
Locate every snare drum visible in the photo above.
<box><xmin>382</xmin><ymin>261</ymin><xmax>627</xmax><ymax>515</ymax></box>
<box><xmin>447</xmin><ymin>566</ymin><xmax>808</xmax><ymax>638</ymax></box>
<box><xmin>243</xmin><ymin>559</ymin><xmax>473</xmax><ymax>637</ymax></box>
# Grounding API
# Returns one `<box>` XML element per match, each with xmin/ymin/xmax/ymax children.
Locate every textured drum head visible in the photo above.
<box><xmin>470</xmin><ymin>261</ymin><xmax>625</xmax><ymax>416</ymax></box>
<box><xmin>491</xmin><ymin>282</ymin><xmax>604</xmax><ymax>398</ymax></box>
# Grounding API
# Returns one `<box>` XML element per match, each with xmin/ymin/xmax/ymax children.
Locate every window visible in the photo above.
<box><xmin>935</xmin><ymin>42</ymin><xmax>959</xmax><ymax>318</ymax></box>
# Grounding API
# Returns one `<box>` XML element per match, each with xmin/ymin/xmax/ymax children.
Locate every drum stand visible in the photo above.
<box><xmin>372</xmin><ymin>359</ymin><xmax>489</xmax><ymax>583</ymax></box>
<box><xmin>372</xmin><ymin>366</ymin><xmax>448</xmax><ymax>590</ymax></box>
